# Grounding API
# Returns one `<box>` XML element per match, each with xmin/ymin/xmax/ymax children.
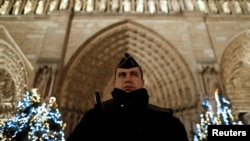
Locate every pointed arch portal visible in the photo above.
<box><xmin>221</xmin><ymin>30</ymin><xmax>250</xmax><ymax>114</ymax></box>
<box><xmin>60</xmin><ymin>20</ymin><xmax>197</xmax><ymax>114</ymax></box>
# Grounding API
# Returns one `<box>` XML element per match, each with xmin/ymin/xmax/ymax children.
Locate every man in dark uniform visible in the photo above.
<box><xmin>67</xmin><ymin>53</ymin><xmax>189</xmax><ymax>141</ymax></box>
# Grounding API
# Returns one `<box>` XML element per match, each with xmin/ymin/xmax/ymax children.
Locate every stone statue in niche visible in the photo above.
<box><xmin>12</xmin><ymin>0</ymin><xmax>22</xmax><ymax>15</ymax></box>
<box><xmin>24</xmin><ymin>0</ymin><xmax>33</xmax><ymax>14</ymax></box>
<box><xmin>36</xmin><ymin>0</ymin><xmax>45</xmax><ymax>14</ymax></box>
<box><xmin>245</xmin><ymin>0</ymin><xmax>250</xmax><ymax>13</ymax></box>
<box><xmin>0</xmin><ymin>0</ymin><xmax>10</xmax><ymax>15</ymax></box>
<box><xmin>197</xmin><ymin>63</ymin><xmax>219</xmax><ymax>97</ymax></box>
<box><xmin>221</xmin><ymin>0</ymin><xmax>231</xmax><ymax>14</ymax></box>
<box><xmin>98</xmin><ymin>0</ymin><xmax>107</xmax><ymax>12</ymax></box>
<box><xmin>136</xmin><ymin>0</ymin><xmax>144</xmax><ymax>13</ymax></box>
<box><xmin>110</xmin><ymin>0</ymin><xmax>119</xmax><ymax>12</ymax></box>
<box><xmin>59</xmin><ymin>0</ymin><xmax>69</xmax><ymax>10</ymax></box>
<box><xmin>171</xmin><ymin>0</ymin><xmax>181</xmax><ymax>13</ymax></box>
<box><xmin>197</xmin><ymin>0</ymin><xmax>209</xmax><ymax>14</ymax></box>
<box><xmin>74</xmin><ymin>0</ymin><xmax>82</xmax><ymax>12</ymax></box>
<box><xmin>208</xmin><ymin>0</ymin><xmax>218</xmax><ymax>13</ymax></box>
<box><xmin>159</xmin><ymin>0</ymin><xmax>168</xmax><ymax>13</ymax></box>
<box><xmin>184</xmin><ymin>0</ymin><xmax>194</xmax><ymax>11</ymax></box>
<box><xmin>148</xmin><ymin>0</ymin><xmax>156</xmax><ymax>14</ymax></box>
<box><xmin>86</xmin><ymin>0</ymin><xmax>94</xmax><ymax>12</ymax></box>
<box><xmin>232</xmin><ymin>0</ymin><xmax>242</xmax><ymax>14</ymax></box>
<box><xmin>122</xmin><ymin>0</ymin><xmax>131</xmax><ymax>12</ymax></box>
<box><xmin>34</xmin><ymin>66</ymin><xmax>52</xmax><ymax>99</ymax></box>
<box><xmin>48</xmin><ymin>0</ymin><xmax>59</xmax><ymax>13</ymax></box>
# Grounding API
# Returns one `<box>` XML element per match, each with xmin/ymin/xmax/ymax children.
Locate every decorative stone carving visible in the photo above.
<box><xmin>0</xmin><ymin>103</ymin><xmax>14</xmax><ymax>119</ymax></box>
<box><xmin>0</xmin><ymin>69</ymin><xmax>15</xmax><ymax>119</ymax></box>
<box><xmin>242</xmin><ymin>113</ymin><xmax>250</xmax><ymax>124</ymax></box>
<box><xmin>0</xmin><ymin>69</ymin><xmax>14</xmax><ymax>102</ymax></box>
<box><xmin>0</xmin><ymin>0</ymin><xmax>248</xmax><ymax>15</ymax></box>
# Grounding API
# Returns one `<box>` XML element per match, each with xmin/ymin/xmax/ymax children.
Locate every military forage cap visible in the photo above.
<box><xmin>117</xmin><ymin>53</ymin><xmax>139</xmax><ymax>69</ymax></box>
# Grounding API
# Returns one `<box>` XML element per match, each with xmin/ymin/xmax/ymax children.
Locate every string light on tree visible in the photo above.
<box><xmin>192</xmin><ymin>88</ymin><xmax>243</xmax><ymax>141</ymax></box>
<box><xmin>0</xmin><ymin>88</ymin><xmax>66</xmax><ymax>141</ymax></box>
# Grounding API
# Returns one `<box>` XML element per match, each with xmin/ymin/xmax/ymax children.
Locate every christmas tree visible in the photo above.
<box><xmin>0</xmin><ymin>88</ymin><xmax>66</xmax><ymax>141</ymax></box>
<box><xmin>192</xmin><ymin>88</ymin><xmax>243</xmax><ymax>141</ymax></box>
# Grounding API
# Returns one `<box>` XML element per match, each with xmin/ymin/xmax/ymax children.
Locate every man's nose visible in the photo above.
<box><xmin>124</xmin><ymin>75</ymin><xmax>132</xmax><ymax>81</ymax></box>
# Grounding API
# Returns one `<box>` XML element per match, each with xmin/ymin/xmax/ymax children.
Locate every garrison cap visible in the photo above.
<box><xmin>117</xmin><ymin>53</ymin><xmax>139</xmax><ymax>69</ymax></box>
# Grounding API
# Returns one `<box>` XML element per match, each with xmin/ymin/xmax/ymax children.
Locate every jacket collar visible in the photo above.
<box><xmin>111</xmin><ymin>88</ymin><xmax>149</xmax><ymax>111</ymax></box>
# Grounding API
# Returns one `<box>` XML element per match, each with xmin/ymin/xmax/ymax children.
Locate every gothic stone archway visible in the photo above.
<box><xmin>221</xmin><ymin>30</ymin><xmax>250</xmax><ymax>116</ymax></box>
<box><xmin>59</xmin><ymin>20</ymin><xmax>197</xmax><ymax>136</ymax></box>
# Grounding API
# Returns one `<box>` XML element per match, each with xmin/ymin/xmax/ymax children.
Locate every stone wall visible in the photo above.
<box><xmin>0</xmin><ymin>0</ymin><xmax>250</xmax><ymax>140</ymax></box>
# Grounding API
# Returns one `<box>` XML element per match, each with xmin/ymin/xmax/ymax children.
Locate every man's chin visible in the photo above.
<box><xmin>123</xmin><ymin>88</ymin><xmax>135</xmax><ymax>93</ymax></box>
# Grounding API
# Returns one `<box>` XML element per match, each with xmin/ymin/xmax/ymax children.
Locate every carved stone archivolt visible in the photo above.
<box><xmin>221</xmin><ymin>30</ymin><xmax>250</xmax><ymax>114</ymax></box>
<box><xmin>0</xmin><ymin>42</ymin><xmax>27</xmax><ymax>99</ymax></box>
<box><xmin>58</xmin><ymin>20</ymin><xmax>198</xmax><ymax>137</ymax></box>
<box><xmin>0</xmin><ymin>26</ymin><xmax>34</xmax><ymax>121</ymax></box>
<box><xmin>0</xmin><ymin>69</ymin><xmax>15</xmax><ymax>119</ymax></box>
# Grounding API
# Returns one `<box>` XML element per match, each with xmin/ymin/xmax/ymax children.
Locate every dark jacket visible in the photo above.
<box><xmin>67</xmin><ymin>88</ymin><xmax>189</xmax><ymax>141</ymax></box>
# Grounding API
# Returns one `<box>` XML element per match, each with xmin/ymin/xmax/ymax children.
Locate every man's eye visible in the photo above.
<box><xmin>119</xmin><ymin>73</ymin><xmax>126</xmax><ymax>77</ymax></box>
<box><xmin>131</xmin><ymin>73</ymin><xmax>138</xmax><ymax>77</ymax></box>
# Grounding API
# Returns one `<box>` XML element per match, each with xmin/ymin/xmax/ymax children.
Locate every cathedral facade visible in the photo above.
<box><xmin>0</xmin><ymin>0</ymin><xmax>250</xmax><ymax>140</ymax></box>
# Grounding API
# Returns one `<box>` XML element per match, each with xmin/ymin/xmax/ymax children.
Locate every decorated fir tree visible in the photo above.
<box><xmin>192</xmin><ymin>88</ymin><xmax>243</xmax><ymax>141</ymax></box>
<box><xmin>0</xmin><ymin>88</ymin><xmax>66</xmax><ymax>141</ymax></box>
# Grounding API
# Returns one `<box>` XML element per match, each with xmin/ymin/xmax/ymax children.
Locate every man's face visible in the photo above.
<box><xmin>114</xmin><ymin>67</ymin><xmax>144</xmax><ymax>93</ymax></box>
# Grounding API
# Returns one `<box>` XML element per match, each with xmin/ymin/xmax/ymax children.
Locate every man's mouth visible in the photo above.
<box><xmin>124</xmin><ymin>86</ymin><xmax>134</xmax><ymax>91</ymax></box>
<box><xmin>124</xmin><ymin>86</ymin><xmax>133</xmax><ymax>88</ymax></box>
